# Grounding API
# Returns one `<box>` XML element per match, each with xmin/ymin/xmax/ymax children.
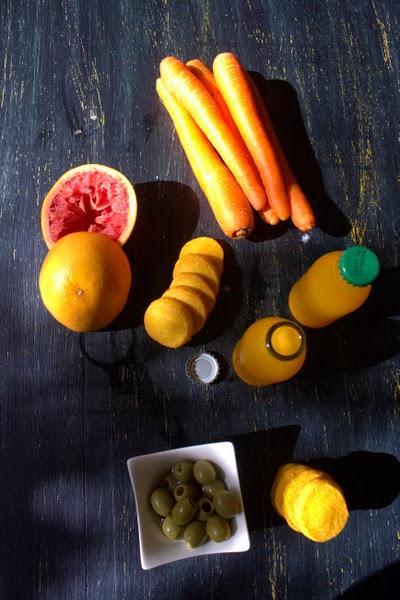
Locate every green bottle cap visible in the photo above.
<box><xmin>339</xmin><ymin>246</ymin><xmax>380</xmax><ymax>286</ymax></box>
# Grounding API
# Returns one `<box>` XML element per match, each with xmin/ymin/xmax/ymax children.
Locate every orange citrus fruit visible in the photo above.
<box><xmin>39</xmin><ymin>231</ymin><xmax>131</xmax><ymax>332</ymax></box>
<box><xmin>41</xmin><ymin>164</ymin><xmax>137</xmax><ymax>249</ymax></box>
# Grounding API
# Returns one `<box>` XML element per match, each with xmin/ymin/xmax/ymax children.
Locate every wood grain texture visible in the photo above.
<box><xmin>0</xmin><ymin>0</ymin><xmax>399</xmax><ymax>599</ymax></box>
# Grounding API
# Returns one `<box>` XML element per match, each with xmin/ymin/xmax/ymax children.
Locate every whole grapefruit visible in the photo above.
<box><xmin>41</xmin><ymin>164</ymin><xmax>137</xmax><ymax>248</ymax></box>
<box><xmin>39</xmin><ymin>232</ymin><xmax>132</xmax><ymax>332</ymax></box>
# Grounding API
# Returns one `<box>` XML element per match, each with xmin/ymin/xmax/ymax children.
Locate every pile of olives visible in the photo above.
<box><xmin>150</xmin><ymin>459</ymin><xmax>241</xmax><ymax>549</ymax></box>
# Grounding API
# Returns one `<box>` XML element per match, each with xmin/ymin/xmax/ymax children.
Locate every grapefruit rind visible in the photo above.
<box><xmin>41</xmin><ymin>164</ymin><xmax>137</xmax><ymax>249</ymax></box>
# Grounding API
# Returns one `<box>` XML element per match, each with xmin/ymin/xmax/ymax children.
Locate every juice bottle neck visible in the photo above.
<box><xmin>265</xmin><ymin>321</ymin><xmax>305</xmax><ymax>361</ymax></box>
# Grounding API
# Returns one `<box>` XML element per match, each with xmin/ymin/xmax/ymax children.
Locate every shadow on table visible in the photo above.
<box><xmin>79</xmin><ymin>331</ymin><xmax>197</xmax><ymax>451</ymax></box>
<box><xmin>248</xmin><ymin>73</ymin><xmax>351</xmax><ymax>240</ymax></box>
<box><xmin>248</xmin><ymin>212</ymin><xmax>290</xmax><ymax>243</ymax></box>
<box><xmin>0</xmin><ymin>407</ymin><xmax>106</xmax><ymax>600</ymax></box>
<box><xmin>337</xmin><ymin>560</ymin><xmax>400</xmax><ymax>599</ymax></box>
<box><xmin>110</xmin><ymin>180</ymin><xmax>200</xmax><ymax>330</ymax></box>
<box><xmin>83</xmin><ymin>242</ymin><xmax>247</xmax><ymax>354</ymax></box>
<box><xmin>308</xmin><ymin>451</ymin><xmax>400</xmax><ymax>510</ymax></box>
<box><xmin>303</xmin><ymin>265</ymin><xmax>400</xmax><ymax>374</ymax></box>
<box><xmin>227</xmin><ymin>426</ymin><xmax>301</xmax><ymax>531</ymax></box>
<box><xmin>226</xmin><ymin>428</ymin><xmax>400</xmax><ymax>535</ymax></box>
<box><xmin>190</xmin><ymin>239</ymin><xmax>245</xmax><ymax>346</ymax></box>
<box><xmin>100</xmin><ymin>181</ymin><xmax>247</xmax><ymax>342</ymax></box>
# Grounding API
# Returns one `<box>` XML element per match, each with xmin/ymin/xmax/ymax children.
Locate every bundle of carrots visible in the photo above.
<box><xmin>156</xmin><ymin>53</ymin><xmax>316</xmax><ymax>239</ymax></box>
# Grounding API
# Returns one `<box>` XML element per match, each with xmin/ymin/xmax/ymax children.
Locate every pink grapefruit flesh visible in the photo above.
<box><xmin>41</xmin><ymin>164</ymin><xmax>137</xmax><ymax>248</ymax></box>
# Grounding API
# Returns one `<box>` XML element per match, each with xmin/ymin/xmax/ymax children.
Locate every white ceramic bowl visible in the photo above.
<box><xmin>127</xmin><ymin>441</ymin><xmax>250</xmax><ymax>569</ymax></box>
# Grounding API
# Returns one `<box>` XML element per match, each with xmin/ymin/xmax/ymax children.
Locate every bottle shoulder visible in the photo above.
<box><xmin>312</xmin><ymin>250</ymin><xmax>343</xmax><ymax>267</ymax></box>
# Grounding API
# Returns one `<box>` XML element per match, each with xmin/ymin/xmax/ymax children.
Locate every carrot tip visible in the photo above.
<box><xmin>259</xmin><ymin>209</ymin><xmax>280</xmax><ymax>226</ymax></box>
<box><xmin>294</xmin><ymin>219</ymin><xmax>316</xmax><ymax>232</ymax></box>
<box><xmin>233</xmin><ymin>228</ymin><xmax>251</xmax><ymax>238</ymax></box>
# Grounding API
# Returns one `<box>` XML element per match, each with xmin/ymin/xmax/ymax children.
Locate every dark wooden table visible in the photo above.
<box><xmin>1</xmin><ymin>1</ymin><xmax>399</xmax><ymax>598</ymax></box>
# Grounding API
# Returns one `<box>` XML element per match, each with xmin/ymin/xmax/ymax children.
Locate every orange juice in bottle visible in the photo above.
<box><xmin>288</xmin><ymin>246</ymin><xmax>380</xmax><ymax>328</ymax></box>
<box><xmin>232</xmin><ymin>317</ymin><xmax>306</xmax><ymax>386</ymax></box>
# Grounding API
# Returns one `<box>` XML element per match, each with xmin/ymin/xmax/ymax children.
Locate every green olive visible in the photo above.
<box><xmin>206</xmin><ymin>515</ymin><xmax>231</xmax><ymax>543</ymax></box>
<box><xmin>150</xmin><ymin>487</ymin><xmax>175</xmax><ymax>517</ymax></box>
<box><xmin>172</xmin><ymin>460</ymin><xmax>194</xmax><ymax>482</ymax></box>
<box><xmin>160</xmin><ymin>472</ymin><xmax>178</xmax><ymax>491</ymax></box>
<box><xmin>174</xmin><ymin>483</ymin><xmax>201</xmax><ymax>502</ymax></box>
<box><xmin>161</xmin><ymin>515</ymin><xmax>184</xmax><ymax>541</ymax></box>
<box><xmin>196</xmin><ymin>497</ymin><xmax>215</xmax><ymax>521</ymax></box>
<box><xmin>171</xmin><ymin>498</ymin><xmax>198</xmax><ymax>526</ymax></box>
<box><xmin>203</xmin><ymin>479</ymin><xmax>226</xmax><ymax>498</ymax></box>
<box><xmin>213</xmin><ymin>490</ymin><xmax>241</xmax><ymax>518</ymax></box>
<box><xmin>193</xmin><ymin>459</ymin><xmax>216</xmax><ymax>485</ymax></box>
<box><xmin>183</xmin><ymin>521</ymin><xmax>207</xmax><ymax>548</ymax></box>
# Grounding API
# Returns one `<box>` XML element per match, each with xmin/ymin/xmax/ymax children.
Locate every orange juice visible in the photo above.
<box><xmin>288</xmin><ymin>246</ymin><xmax>380</xmax><ymax>328</ymax></box>
<box><xmin>232</xmin><ymin>317</ymin><xmax>306</xmax><ymax>386</ymax></box>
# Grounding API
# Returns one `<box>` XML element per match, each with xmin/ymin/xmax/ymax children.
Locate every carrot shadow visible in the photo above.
<box><xmin>248</xmin><ymin>216</ymin><xmax>289</xmax><ymax>242</ymax></box>
<box><xmin>249</xmin><ymin>73</ymin><xmax>351</xmax><ymax>238</ymax></box>
<box><xmin>105</xmin><ymin>180</ymin><xmax>200</xmax><ymax>331</ymax></box>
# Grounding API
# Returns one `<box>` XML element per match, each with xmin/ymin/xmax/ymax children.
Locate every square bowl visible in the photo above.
<box><xmin>127</xmin><ymin>441</ymin><xmax>250</xmax><ymax>569</ymax></box>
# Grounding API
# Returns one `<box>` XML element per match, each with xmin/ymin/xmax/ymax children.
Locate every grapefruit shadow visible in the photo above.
<box><xmin>109</xmin><ymin>180</ymin><xmax>200</xmax><ymax>330</ymax></box>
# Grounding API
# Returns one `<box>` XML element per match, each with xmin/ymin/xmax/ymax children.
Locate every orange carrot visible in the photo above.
<box><xmin>213</xmin><ymin>52</ymin><xmax>290</xmax><ymax>221</ymax></box>
<box><xmin>186</xmin><ymin>59</ymin><xmax>245</xmax><ymax>144</ymax></box>
<box><xmin>187</xmin><ymin>58</ymin><xmax>279</xmax><ymax>226</ymax></box>
<box><xmin>287</xmin><ymin>176</ymin><xmax>316</xmax><ymax>232</ymax></box>
<box><xmin>249</xmin><ymin>77</ymin><xmax>316</xmax><ymax>231</ymax></box>
<box><xmin>259</xmin><ymin>206</ymin><xmax>280</xmax><ymax>226</ymax></box>
<box><xmin>159</xmin><ymin>56</ymin><xmax>267</xmax><ymax>211</ymax></box>
<box><xmin>156</xmin><ymin>78</ymin><xmax>254</xmax><ymax>238</ymax></box>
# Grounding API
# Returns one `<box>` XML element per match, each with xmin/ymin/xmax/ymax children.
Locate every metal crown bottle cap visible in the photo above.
<box><xmin>186</xmin><ymin>352</ymin><xmax>220</xmax><ymax>385</ymax></box>
<box><xmin>339</xmin><ymin>246</ymin><xmax>380</xmax><ymax>286</ymax></box>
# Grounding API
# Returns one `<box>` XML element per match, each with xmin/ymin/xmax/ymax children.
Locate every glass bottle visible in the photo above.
<box><xmin>288</xmin><ymin>246</ymin><xmax>380</xmax><ymax>328</ymax></box>
<box><xmin>232</xmin><ymin>317</ymin><xmax>306</xmax><ymax>386</ymax></box>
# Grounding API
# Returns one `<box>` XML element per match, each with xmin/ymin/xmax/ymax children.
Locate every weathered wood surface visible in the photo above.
<box><xmin>1</xmin><ymin>1</ymin><xmax>399</xmax><ymax>598</ymax></box>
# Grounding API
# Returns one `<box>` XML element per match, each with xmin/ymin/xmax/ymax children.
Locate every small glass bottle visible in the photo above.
<box><xmin>288</xmin><ymin>245</ymin><xmax>380</xmax><ymax>328</ymax></box>
<box><xmin>232</xmin><ymin>317</ymin><xmax>306</xmax><ymax>386</ymax></box>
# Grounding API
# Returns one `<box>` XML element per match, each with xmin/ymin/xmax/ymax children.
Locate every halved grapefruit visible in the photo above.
<box><xmin>41</xmin><ymin>164</ymin><xmax>137</xmax><ymax>248</ymax></box>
